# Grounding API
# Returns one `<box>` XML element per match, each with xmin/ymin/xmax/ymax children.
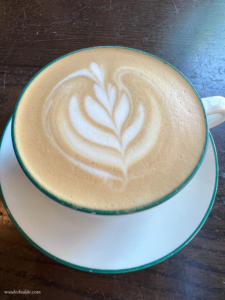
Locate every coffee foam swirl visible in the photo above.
<box><xmin>42</xmin><ymin>63</ymin><xmax>163</xmax><ymax>189</ymax></box>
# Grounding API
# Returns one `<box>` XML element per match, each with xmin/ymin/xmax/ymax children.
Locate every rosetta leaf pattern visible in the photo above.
<box><xmin>42</xmin><ymin>61</ymin><xmax>164</xmax><ymax>189</ymax></box>
<box><xmin>108</xmin><ymin>83</ymin><xmax>117</xmax><ymax>113</ymax></box>
<box><xmin>43</xmin><ymin>62</ymin><xmax>146</xmax><ymax>185</ymax></box>
<box><xmin>70</xmin><ymin>63</ymin><xmax>145</xmax><ymax>174</ymax></box>
<box><xmin>69</xmin><ymin>96</ymin><xmax>121</xmax><ymax>151</ymax></box>
<box><xmin>85</xmin><ymin>95</ymin><xmax>116</xmax><ymax>131</ymax></box>
<box><xmin>114</xmin><ymin>93</ymin><xmax>130</xmax><ymax>134</ymax></box>
<box><xmin>90</xmin><ymin>62</ymin><xmax>104</xmax><ymax>86</ymax></box>
<box><xmin>122</xmin><ymin>105</ymin><xmax>144</xmax><ymax>152</ymax></box>
<box><xmin>94</xmin><ymin>84</ymin><xmax>111</xmax><ymax>113</ymax></box>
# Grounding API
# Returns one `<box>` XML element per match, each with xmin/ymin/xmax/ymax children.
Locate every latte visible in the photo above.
<box><xmin>13</xmin><ymin>47</ymin><xmax>207</xmax><ymax>212</ymax></box>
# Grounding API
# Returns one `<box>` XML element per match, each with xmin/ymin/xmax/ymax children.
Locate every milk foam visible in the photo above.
<box><xmin>14</xmin><ymin>48</ymin><xmax>206</xmax><ymax>211</ymax></box>
<box><xmin>42</xmin><ymin>63</ymin><xmax>161</xmax><ymax>188</ymax></box>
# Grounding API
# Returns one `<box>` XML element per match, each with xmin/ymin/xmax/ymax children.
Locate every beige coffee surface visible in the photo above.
<box><xmin>14</xmin><ymin>48</ymin><xmax>206</xmax><ymax>211</ymax></box>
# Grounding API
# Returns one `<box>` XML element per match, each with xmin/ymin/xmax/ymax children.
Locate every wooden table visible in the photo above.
<box><xmin>0</xmin><ymin>0</ymin><xmax>225</xmax><ymax>299</ymax></box>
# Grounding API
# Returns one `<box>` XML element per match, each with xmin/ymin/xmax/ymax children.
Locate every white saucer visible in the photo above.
<box><xmin>0</xmin><ymin>118</ymin><xmax>218</xmax><ymax>274</ymax></box>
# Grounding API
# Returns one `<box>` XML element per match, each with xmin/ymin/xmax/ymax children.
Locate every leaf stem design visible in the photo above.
<box><xmin>82</xmin><ymin>63</ymin><xmax>145</xmax><ymax>182</ymax></box>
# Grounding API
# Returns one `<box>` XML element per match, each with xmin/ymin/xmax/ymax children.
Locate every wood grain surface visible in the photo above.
<box><xmin>0</xmin><ymin>0</ymin><xmax>225</xmax><ymax>299</ymax></box>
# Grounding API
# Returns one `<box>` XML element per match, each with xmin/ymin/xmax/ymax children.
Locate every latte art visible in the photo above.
<box><xmin>14</xmin><ymin>48</ymin><xmax>206</xmax><ymax>211</ymax></box>
<box><xmin>43</xmin><ymin>63</ymin><xmax>162</xmax><ymax>189</ymax></box>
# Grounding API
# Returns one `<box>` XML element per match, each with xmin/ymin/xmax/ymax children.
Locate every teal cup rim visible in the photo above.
<box><xmin>11</xmin><ymin>46</ymin><xmax>209</xmax><ymax>215</ymax></box>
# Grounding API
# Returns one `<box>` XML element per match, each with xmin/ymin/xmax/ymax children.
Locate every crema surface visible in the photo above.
<box><xmin>14</xmin><ymin>48</ymin><xmax>207</xmax><ymax>211</ymax></box>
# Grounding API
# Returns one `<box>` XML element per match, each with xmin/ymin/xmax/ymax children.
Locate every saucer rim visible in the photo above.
<box><xmin>0</xmin><ymin>117</ymin><xmax>218</xmax><ymax>274</ymax></box>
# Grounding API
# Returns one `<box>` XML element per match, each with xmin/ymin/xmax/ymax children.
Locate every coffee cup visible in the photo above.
<box><xmin>11</xmin><ymin>47</ymin><xmax>225</xmax><ymax>215</ymax></box>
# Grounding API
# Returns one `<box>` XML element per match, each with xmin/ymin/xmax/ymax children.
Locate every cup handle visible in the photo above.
<box><xmin>202</xmin><ymin>96</ymin><xmax>225</xmax><ymax>129</ymax></box>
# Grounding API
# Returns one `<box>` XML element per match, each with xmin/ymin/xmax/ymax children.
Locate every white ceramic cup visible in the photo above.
<box><xmin>11</xmin><ymin>47</ymin><xmax>225</xmax><ymax>215</ymax></box>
